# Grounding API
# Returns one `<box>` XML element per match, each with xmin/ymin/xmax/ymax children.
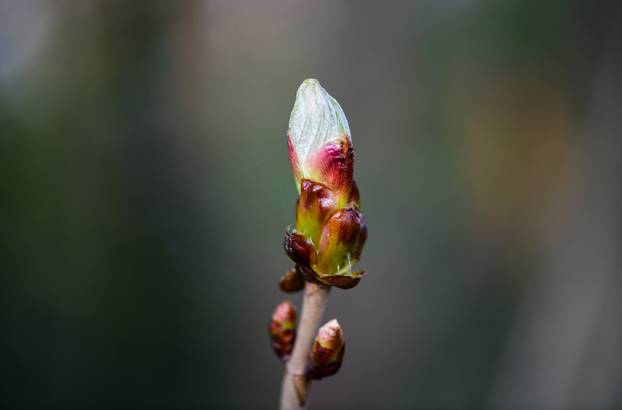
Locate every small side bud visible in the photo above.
<box><xmin>279</xmin><ymin>267</ymin><xmax>305</xmax><ymax>293</ymax></box>
<box><xmin>309</xmin><ymin>319</ymin><xmax>345</xmax><ymax>379</ymax></box>
<box><xmin>268</xmin><ymin>301</ymin><xmax>297</xmax><ymax>361</ymax></box>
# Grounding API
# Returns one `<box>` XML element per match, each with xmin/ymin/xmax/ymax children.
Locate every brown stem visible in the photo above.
<box><xmin>279</xmin><ymin>281</ymin><xmax>330</xmax><ymax>410</ymax></box>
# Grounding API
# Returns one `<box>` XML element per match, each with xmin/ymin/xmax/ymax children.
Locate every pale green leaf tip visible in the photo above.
<box><xmin>288</xmin><ymin>79</ymin><xmax>351</xmax><ymax>166</ymax></box>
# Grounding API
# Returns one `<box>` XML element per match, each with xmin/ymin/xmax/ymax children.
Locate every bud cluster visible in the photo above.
<box><xmin>283</xmin><ymin>79</ymin><xmax>367</xmax><ymax>289</ymax></box>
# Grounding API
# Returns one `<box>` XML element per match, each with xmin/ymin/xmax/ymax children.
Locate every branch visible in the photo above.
<box><xmin>279</xmin><ymin>282</ymin><xmax>330</xmax><ymax>410</ymax></box>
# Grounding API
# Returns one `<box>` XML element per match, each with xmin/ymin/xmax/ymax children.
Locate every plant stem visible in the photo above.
<box><xmin>279</xmin><ymin>281</ymin><xmax>330</xmax><ymax>410</ymax></box>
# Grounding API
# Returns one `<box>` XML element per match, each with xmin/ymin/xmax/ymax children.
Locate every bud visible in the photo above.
<box><xmin>309</xmin><ymin>319</ymin><xmax>345</xmax><ymax>379</ymax></box>
<box><xmin>283</xmin><ymin>79</ymin><xmax>367</xmax><ymax>290</ymax></box>
<box><xmin>278</xmin><ymin>267</ymin><xmax>305</xmax><ymax>293</ymax></box>
<box><xmin>268</xmin><ymin>301</ymin><xmax>297</xmax><ymax>361</ymax></box>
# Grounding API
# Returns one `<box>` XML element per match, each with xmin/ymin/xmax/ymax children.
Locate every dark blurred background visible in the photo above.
<box><xmin>1</xmin><ymin>1</ymin><xmax>621</xmax><ymax>409</ymax></box>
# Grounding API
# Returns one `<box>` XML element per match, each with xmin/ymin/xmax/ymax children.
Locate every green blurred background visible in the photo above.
<box><xmin>2</xmin><ymin>1</ymin><xmax>621</xmax><ymax>409</ymax></box>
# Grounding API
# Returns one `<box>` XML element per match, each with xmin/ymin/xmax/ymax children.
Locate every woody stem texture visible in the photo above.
<box><xmin>279</xmin><ymin>282</ymin><xmax>330</xmax><ymax>410</ymax></box>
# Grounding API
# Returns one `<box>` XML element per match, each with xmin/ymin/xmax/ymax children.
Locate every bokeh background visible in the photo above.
<box><xmin>2</xmin><ymin>1</ymin><xmax>621</xmax><ymax>409</ymax></box>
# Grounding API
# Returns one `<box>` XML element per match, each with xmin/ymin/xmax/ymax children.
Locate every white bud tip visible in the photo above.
<box><xmin>288</xmin><ymin>79</ymin><xmax>350</xmax><ymax>168</ymax></box>
<box><xmin>319</xmin><ymin>318</ymin><xmax>342</xmax><ymax>341</ymax></box>
<box><xmin>325</xmin><ymin>318</ymin><xmax>340</xmax><ymax>328</ymax></box>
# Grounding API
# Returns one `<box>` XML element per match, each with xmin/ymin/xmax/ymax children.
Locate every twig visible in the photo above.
<box><xmin>279</xmin><ymin>282</ymin><xmax>330</xmax><ymax>410</ymax></box>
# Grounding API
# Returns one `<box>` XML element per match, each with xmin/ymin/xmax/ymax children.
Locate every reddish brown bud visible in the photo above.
<box><xmin>279</xmin><ymin>267</ymin><xmax>305</xmax><ymax>293</ymax></box>
<box><xmin>268</xmin><ymin>301</ymin><xmax>297</xmax><ymax>362</ymax></box>
<box><xmin>309</xmin><ymin>319</ymin><xmax>345</xmax><ymax>379</ymax></box>
<box><xmin>283</xmin><ymin>229</ymin><xmax>317</xmax><ymax>269</ymax></box>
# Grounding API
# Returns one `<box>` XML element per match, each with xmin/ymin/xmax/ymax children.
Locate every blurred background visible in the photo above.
<box><xmin>1</xmin><ymin>0</ymin><xmax>621</xmax><ymax>409</ymax></box>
